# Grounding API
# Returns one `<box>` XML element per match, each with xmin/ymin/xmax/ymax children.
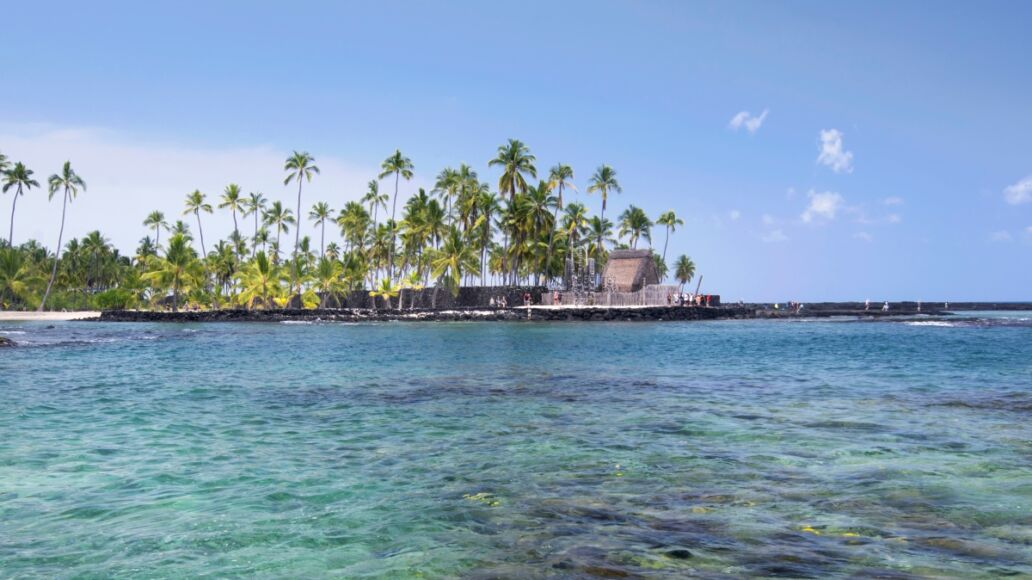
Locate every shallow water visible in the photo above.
<box><xmin>1</xmin><ymin>314</ymin><xmax>1031</xmax><ymax>577</ymax></box>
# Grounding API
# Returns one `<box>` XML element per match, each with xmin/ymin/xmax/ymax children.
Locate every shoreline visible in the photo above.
<box><xmin>0</xmin><ymin>311</ymin><xmax>101</xmax><ymax>322</ymax></box>
<box><xmin>91</xmin><ymin>305</ymin><xmax>959</xmax><ymax>323</ymax></box>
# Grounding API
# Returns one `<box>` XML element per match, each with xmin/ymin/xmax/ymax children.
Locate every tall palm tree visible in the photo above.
<box><xmin>2</xmin><ymin>162</ymin><xmax>40</xmax><ymax>246</ymax></box>
<box><xmin>183</xmin><ymin>190</ymin><xmax>213</xmax><ymax>256</ymax></box>
<box><xmin>308</xmin><ymin>201</ymin><xmax>332</xmax><ymax>257</ymax></box>
<box><xmin>218</xmin><ymin>184</ymin><xmax>245</xmax><ymax>241</ymax></box>
<box><xmin>263</xmin><ymin>201</ymin><xmax>295</xmax><ymax>260</ymax></box>
<box><xmin>143</xmin><ymin>211</ymin><xmax>169</xmax><ymax>248</ymax></box>
<box><xmin>284</xmin><ymin>151</ymin><xmax>319</xmax><ymax>262</ymax></box>
<box><xmin>378</xmin><ymin>150</ymin><xmax>414</xmax><ymax>281</ymax></box>
<box><xmin>361</xmin><ymin>180</ymin><xmax>388</xmax><ymax>231</ymax></box>
<box><xmin>587</xmin><ymin>165</ymin><xmax>621</xmax><ymax>255</ymax></box>
<box><xmin>674</xmin><ymin>255</ymin><xmax>696</xmax><ymax>293</ymax></box>
<box><xmin>488</xmin><ymin>139</ymin><xmax>537</xmax><ymax>202</ymax></box>
<box><xmin>546</xmin><ymin>163</ymin><xmax>575</xmax><ymax>281</ymax></box>
<box><xmin>431</xmin><ymin>227</ymin><xmax>480</xmax><ymax>297</ymax></box>
<box><xmin>656</xmin><ymin>210</ymin><xmax>684</xmax><ymax>264</ymax></box>
<box><xmin>618</xmin><ymin>205</ymin><xmax>653</xmax><ymax>249</ymax></box>
<box><xmin>244</xmin><ymin>192</ymin><xmax>267</xmax><ymax>257</ymax></box>
<box><xmin>39</xmin><ymin>162</ymin><xmax>86</xmax><ymax>310</ymax></box>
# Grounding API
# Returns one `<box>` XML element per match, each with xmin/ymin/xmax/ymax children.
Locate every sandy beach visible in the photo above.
<box><xmin>0</xmin><ymin>311</ymin><xmax>100</xmax><ymax>322</ymax></box>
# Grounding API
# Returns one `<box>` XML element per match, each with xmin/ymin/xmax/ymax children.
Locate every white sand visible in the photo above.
<box><xmin>0</xmin><ymin>311</ymin><xmax>100</xmax><ymax>321</ymax></box>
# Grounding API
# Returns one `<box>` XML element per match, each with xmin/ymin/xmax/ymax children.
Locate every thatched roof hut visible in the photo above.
<box><xmin>601</xmin><ymin>249</ymin><xmax>660</xmax><ymax>292</ymax></box>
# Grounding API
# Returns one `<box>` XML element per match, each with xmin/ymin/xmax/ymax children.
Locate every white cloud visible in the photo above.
<box><xmin>989</xmin><ymin>230</ymin><xmax>1012</xmax><ymax>242</ymax></box>
<box><xmin>729</xmin><ymin>209</ymin><xmax>741</xmax><ymax>221</ymax></box>
<box><xmin>1003</xmin><ymin>176</ymin><xmax>1032</xmax><ymax>205</ymax></box>
<box><xmin>883</xmin><ymin>196</ymin><xmax>904</xmax><ymax>206</ymax></box>
<box><xmin>761</xmin><ymin>229</ymin><xmax>788</xmax><ymax>243</ymax></box>
<box><xmin>728</xmin><ymin>109</ymin><xmax>769</xmax><ymax>134</ymax></box>
<box><xmin>0</xmin><ymin>123</ymin><xmax>392</xmax><ymax>253</ymax></box>
<box><xmin>853</xmin><ymin>232</ymin><xmax>873</xmax><ymax>242</ymax></box>
<box><xmin>761</xmin><ymin>214</ymin><xmax>776</xmax><ymax>225</ymax></box>
<box><xmin>801</xmin><ymin>189</ymin><xmax>845</xmax><ymax>223</ymax></box>
<box><xmin>816</xmin><ymin>129</ymin><xmax>854</xmax><ymax>173</ymax></box>
<box><xmin>1026</xmin><ymin>225</ymin><xmax>1032</xmax><ymax>236</ymax></box>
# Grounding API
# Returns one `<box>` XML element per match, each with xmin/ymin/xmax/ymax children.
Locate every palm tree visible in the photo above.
<box><xmin>656</xmin><ymin>210</ymin><xmax>684</xmax><ymax>265</ymax></box>
<box><xmin>312</xmin><ymin>257</ymin><xmax>347</xmax><ymax>308</ymax></box>
<box><xmin>378</xmin><ymin>150</ymin><xmax>414</xmax><ymax>281</ymax></box>
<box><xmin>369</xmin><ymin>277</ymin><xmax>400</xmax><ymax>310</ymax></box>
<box><xmin>488</xmin><ymin>139</ymin><xmax>537</xmax><ymax>202</ymax></box>
<box><xmin>308</xmin><ymin>201</ymin><xmax>332</xmax><ymax>257</ymax></box>
<box><xmin>142</xmin><ymin>233</ymin><xmax>202</xmax><ymax>312</ymax></box>
<box><xmin>244</xmin><ymin>192</ymin><xmax>267</xmax><ymax>257</ymax></box>
<box><xmin>143</xmin><ymin>211</ymin><xmax>169</xmax><ymax>248</ymax></box>
<box><xmin>135</xmin><ymin>236</ymin><xmax>157</xmax><ymax>266</ymax></box>
<box><xmin>263</xmin><ymin>201</ymin><xmax>295</xmax><ymax>261</ymax></box>
<box><xmin>674</xmin><ymin>255</ymin><xmax>696</xmax><ymax>293</ymax></box>
<box><xmin>431</xmin><ymin>227</ymin><xmax>480</xmax><ymax>298</ymax></box>
<box><xmin>587</xmin><ymin>165</ymin><xmax>621</xmax><ymax>255</ymax></box>
<box><xmin>545</xmin><ymin>163</ymin><xmax>575</xmax><ymax>282</ymax></box>
<box><xmin>586</xmin><ymin>216</ymin><xmax>615</xmax><ymax>263</ymax></box>
<box><xmin>361</xmin><ymin>180</ymin><xmax>388</xmax><ymax>231</ymax></box>
<box><xmin>0</xmin><ymin>247</ymin><xmax>40</xmax><ymax>308</ymax></box>
<box><xmin>2</xmin><ymin>162</ymin><xmax>40</xmax><ymax>246</ymax></box>
<box><xmin>39</xmin><ymin>162</ymin><xmax>86</xmax><ymax>310</ymax></box>
<box><xmin>236</xmin><ymin>251</ymin><xmax>280</xmax><ymax>309</ymax></box>
<box><xmin>283</xmin><ymin>151</ymin><xmax>320</xmax><ymax>260</ymax></box>
<box><xmin>172</xmin><ymin>220</ymin><xmax>193</xmax><ymax>241</ymax></box>
<box><xmin>183</xmin><ymin>190</ymin><xmax>213</xmax><ymax>256</ymax></box>
<box><xmin>218</xmin><ymin>184</ymin><xmax>245</xmax><ymax>241</ymax></box>
<box><xmin>618</xmin><ymin>205</ymin><xmax>653</xmax><ymax>249</ymax></box>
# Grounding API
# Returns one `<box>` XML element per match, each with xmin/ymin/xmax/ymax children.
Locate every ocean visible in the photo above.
<box><xmin>1</xmin><ymin>313</ymin><xmax>1030</xmax><ymax>577</ymax></box>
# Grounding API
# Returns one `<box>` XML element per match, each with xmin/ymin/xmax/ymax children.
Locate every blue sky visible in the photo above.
<box><xmin>2</xmin><ymin>0</ymin><xmax>1031</xmax><ymax>300</ymax></box>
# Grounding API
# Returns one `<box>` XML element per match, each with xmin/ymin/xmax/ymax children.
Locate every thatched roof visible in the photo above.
<box><xmin>601</xmin><ymin>249</ymin><xmax>660</xmax><ymax>292</ymax></box>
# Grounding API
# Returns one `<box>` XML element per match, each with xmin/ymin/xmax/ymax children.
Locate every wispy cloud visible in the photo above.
<box><xmin>1003</xmin><ymin>176</ymin><xmax>1032</xmax><ymax>205</ymax></box>
<box><xmin>801</xmin><ymin>189</ymin><xmax>845</xmax><ymax>223</ymax></box>
<box><xmin>816</xmin><ymin>129</ymin><xmax>854</xmax><ymax>173</ymax></box>
<box><xmin>989</xmin><ymin>230</ymin><xmax>1012</xmax><ymax>242</ymax></box>
<box><xmin>853</xmin><ymin>232</ymin><xmax>873</xmax><ymax>242</ymax></box>
<box><xmin>728</xmin><ymin>109</ymin><xmax>769</xmax><ymax>134</ymax></box>
<box><xmin>761</xmin><ymin>229</ymin><xmax>788</xmax><ymax>243</ymax></box>
<box><xmin>728</xmin><ymin>209</ymin><xmax>741</xmax><ymax>221</ymax></box>
<box><xmin>882</xmin><ymin>196</ymin><xmax>904</xmax><ymax>206</ymax></box>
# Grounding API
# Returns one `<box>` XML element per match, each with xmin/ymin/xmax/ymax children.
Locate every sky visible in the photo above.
<box><xmin>1</xmin><ymin>0</ymin><xmax>1031</xmax><ymax>301</ymax></box>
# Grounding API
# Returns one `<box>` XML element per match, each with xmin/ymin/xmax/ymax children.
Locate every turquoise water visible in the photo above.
<box><xmin>1</xmin><ymin>314</ymin><xmax>1031</xmax><ymax>578</ymax></box>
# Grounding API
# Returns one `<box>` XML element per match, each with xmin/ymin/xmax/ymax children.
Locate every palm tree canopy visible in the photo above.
<box><xmin>657</xmin><ymin>210</ymin><xmax>684</xmax><ymax>231</ymax></box>
<box><xmin>675</xmin><ymin>255</ymin><xmax>696</xmax><ymax>286</ymax></box>
<box><xmin>378</xmin><ymin>150</ymin><xmax>414</xmax><ymax>180</ymax></box>
<box><xmin>309</xmin><ymin>201</ymin><xmax>332</xmax><ymax>223</ymax></box>
<box><xmin>488</xmin><ymin>139</ymin><xmax>537</xmax><ymax>199</ymax></box>
<box><xmin>47</xmin><ymin>161</ymin><xmax>86</xmax><ymax>201</ymax></box>
<box><xmin>219</xmin><ymin>184</ymin><xmax>244</xmax><ymax>210</ymax></box>
<box><xmin>283</xmin><ymin>151</ymin><xmax>320</xmax><ymax>185</ymax></box>
<box><xmin>245</xmin><ymin>192</ymin><xmax>267</xmax><ymax>215</ymax></box>
<box><xmin>183</xmin><ymin>190</ymin><xmax>212</xmax><ymax>215</ymax></box>
<box><xmin>2</xmin><ymin>162</ymin><xmax>40</xmax><ymax>194</ymax></box>
<box><xmin>587</xmin><ymin>165</ymin><xmax>621</xmax><ymax>210</ymax></box>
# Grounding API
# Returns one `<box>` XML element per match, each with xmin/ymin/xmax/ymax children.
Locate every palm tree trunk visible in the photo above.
<box><xmin>293</xmin><ymin>181</ymin><xmax>303</xmax><ymax>258</ymax></box>
<box><xmin>195</xmin><ymin>211</ymin><xmax>207</xmax><ymax>257</ymax></box>
<box><xmin>388</xmin><ymin>172</ymin><xmax>399</xmax><ymax>282</ymax></box>
<box><xmin>252</xmin><ymin>212</ymin><xmax>259</xmax><ymax>258</ymax></box>
<box><xmin>39</xmin><ymin>190</ymin><xmax>69</xmax><ymax>311</ymax></box>
<box><xmin>8</xmin><ymin>186</ymin><xmax>21</xmax><ymax>246</ymax></box>
<box><xmin>155</xmin><ymin>226</ymin><xmax>161</xmax><ymax>249</ymax></box>
<box><xmin>320</xmin><ymin>221</ymin><xmax>325</xmax><ymax>257</ymax></box>
<box><xmin>662</xmin><ymin>226</ymin><xmax>670</xmax><ymax>264</ymax></box>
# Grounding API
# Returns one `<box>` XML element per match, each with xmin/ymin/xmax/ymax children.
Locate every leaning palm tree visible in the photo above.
<box><xmin>587</xmin><ymin>165</ymin><xmax>621</xmax><ymax>255</ymax></box>
<box><xmin>2</xmin><ymin>162</ymin><xmax>40</xmax><ymax>246</ymax></box>
<box><xmin>39</xmin><ymin>162</ymin><xmax>86</xmax><ymax>310</ymax></box>
<box><xmin>308</xmin><ymin>201</ymin><xmax>332</xmax><ymax>257</ymax></box>
<box><xmin>143</xmin><ymin>211</ymin><xmax>169</xmax><ymax>248</ymax></box>
<box><xmin>283</xmin><ymin>151</ymin><xmax>320</xmax><ymax>260</ymax></box>
<box><xmin>244</xmin><ymin>192</ymin><xmax>267</xmax><ymax>257</ymax></box>
<box><xmin>656</xmin><ymin>210</ymin><xmax>684</xmax><ymax>265</ymax></box>
<box><xmin>369</xmin><ymin>277</ymin><xmax>400</xmax><ymax>310</ymax></box>
<box><xmin>183</xmin><ymin>190</ymin><xmax>213</xmax><ymax>256</ymax></box>
<box><xmin>218</xmin><ymin>183</ymin><xmax>245</xmax><ymax>240</ymax></box>
<box><xmin>675</xmin><ymin>255</ymin><xmax>696</xmax><ymax>293</ymax></box>
<box><xmin>378</xmin><ymin>149</ymin><xmax>414</xmax><ymax>281</ymax></box>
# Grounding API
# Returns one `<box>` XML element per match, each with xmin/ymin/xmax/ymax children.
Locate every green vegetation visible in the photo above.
<box><xmin>0</xmin><ymin>141</ymin><xmax>694</xmax><ymax>310</ymax></box>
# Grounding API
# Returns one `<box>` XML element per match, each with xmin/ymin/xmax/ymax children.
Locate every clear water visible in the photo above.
<box><xmin>1</xmin><ymin>314</ymin><xmax>1030</xmax><ymax>578</ymax></box>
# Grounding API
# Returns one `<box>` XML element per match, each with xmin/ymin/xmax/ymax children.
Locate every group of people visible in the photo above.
<box><xmin>488</xmin><ymin>296</ymin><xmax>509</xmax><ymax>308</ymax></box>
<box><xmin>667</xmin><ymin>293</ymin><xmax>712</xmax><ymax>307</ymax></box>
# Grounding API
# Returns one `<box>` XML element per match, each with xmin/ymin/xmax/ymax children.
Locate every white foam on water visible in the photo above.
<box><xmin>904</xmin><ymin>321</ymin><xmax>955</xmax><ymax>327</ymax></box>
<box><xmin>0</xmin><ymin>330</ymin><xmax>28</xmax><ymax>335</ymax></box>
